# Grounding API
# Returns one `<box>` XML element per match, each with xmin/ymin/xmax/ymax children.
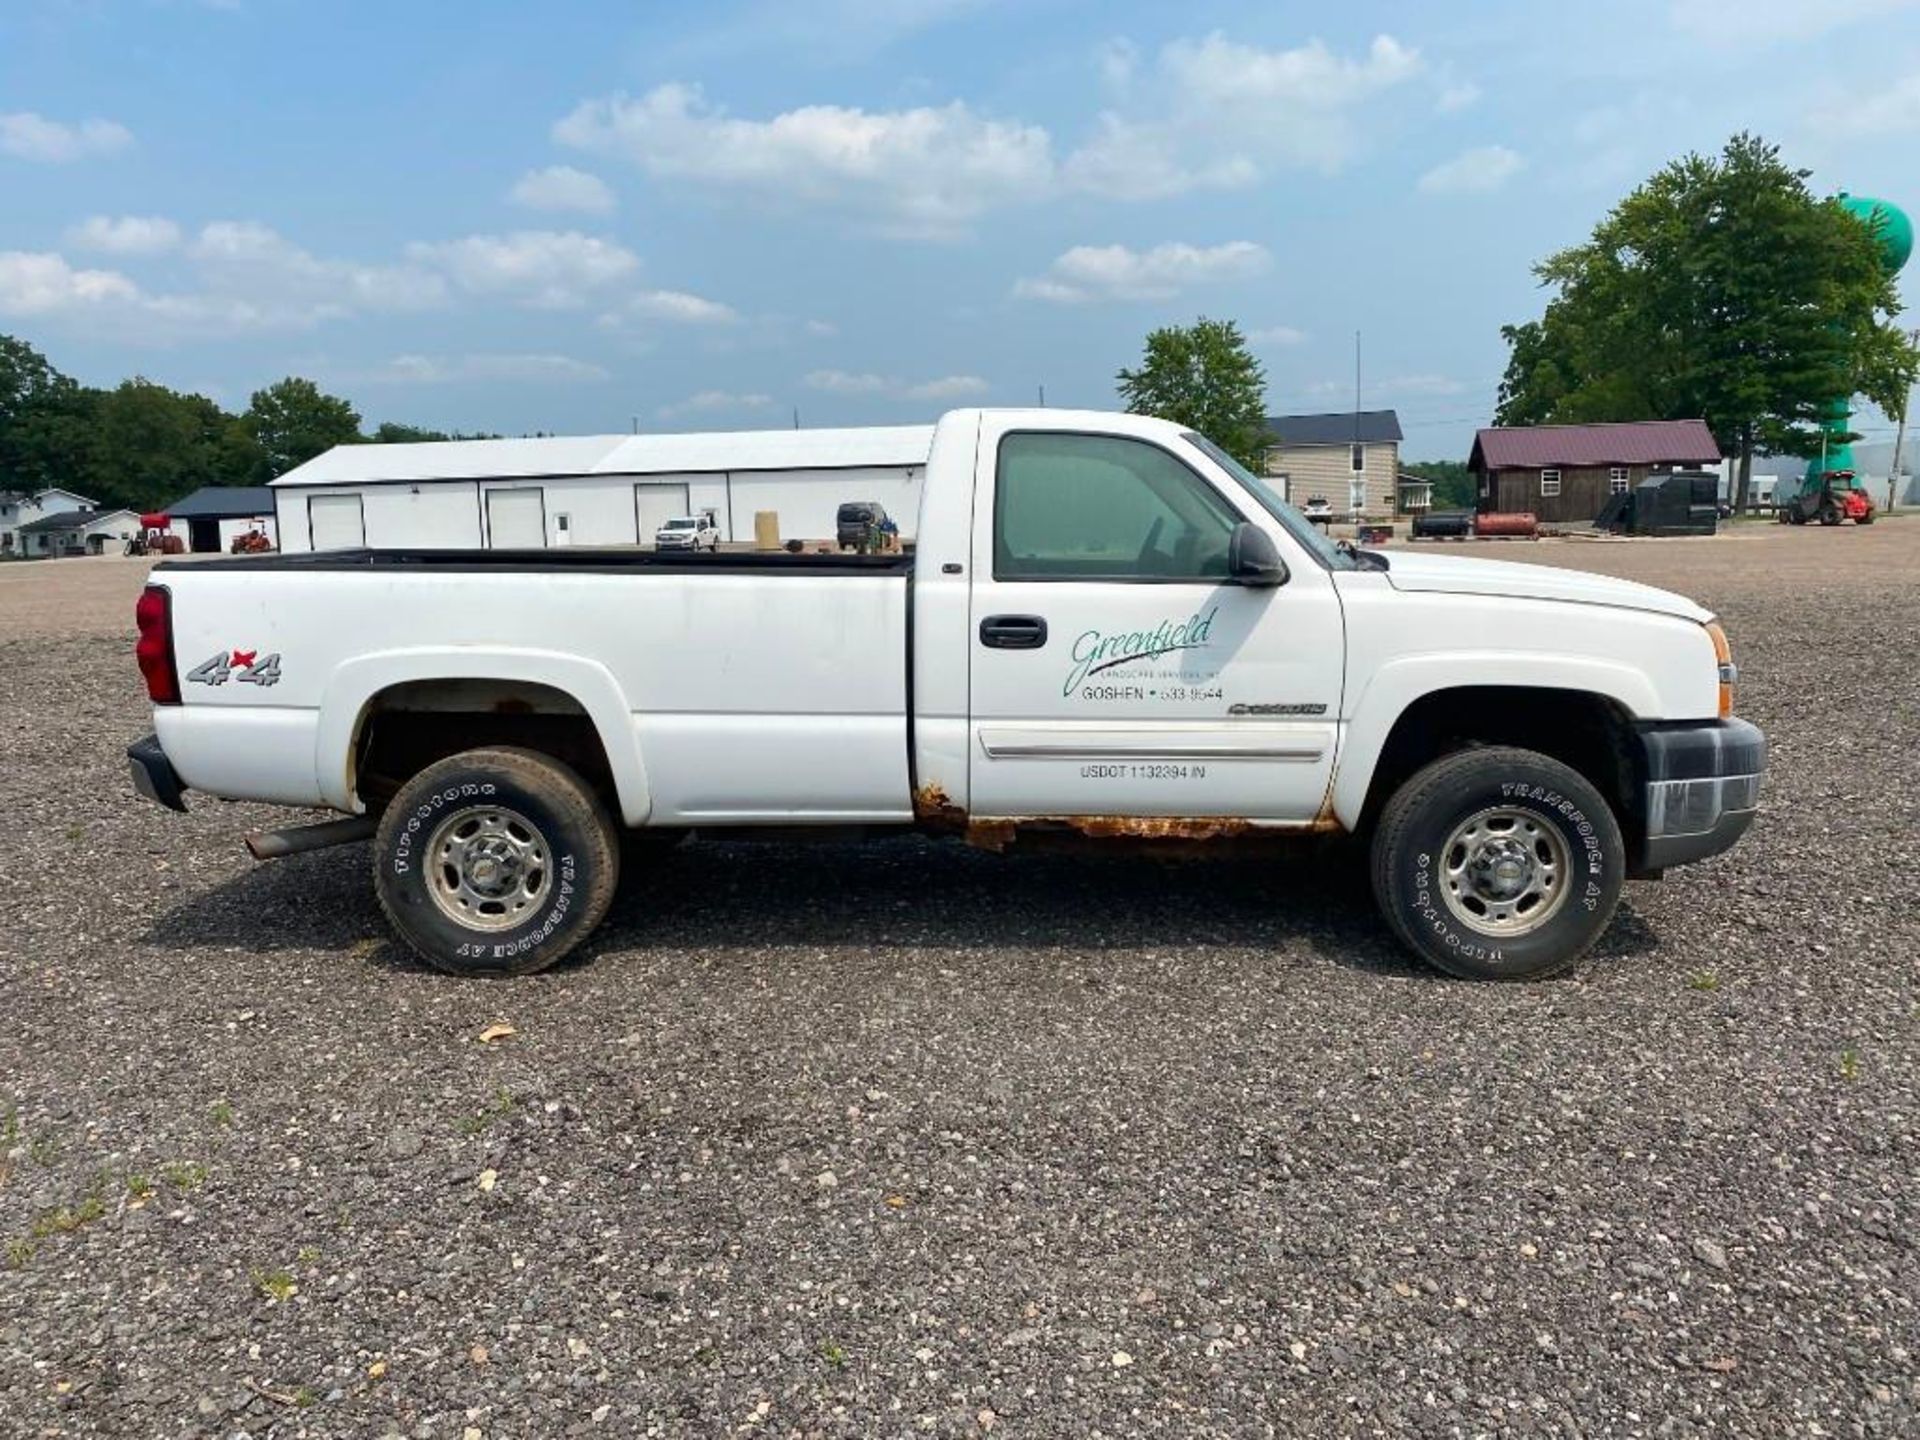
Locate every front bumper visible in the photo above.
<box><xmin>127</xmin><ymin>732</ymin><xmax>188</xmax><ymax>812</ymax></box>
<box><xmin>1631</xmin><ymin>718</ymin><xmax>1765</xmax><ymax>872</ymax></box>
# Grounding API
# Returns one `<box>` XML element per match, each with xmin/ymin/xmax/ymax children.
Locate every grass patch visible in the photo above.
<box><xmin>1686</xmin><ymin>970</ymin><xmax>1721</xmax><ymax>992</ymax></box>
<box><xmin>161</xmin><ymin>1160</ymin><xmax>208</xmax><ymax>1192</ymax></box>
<box><xmin>30</xmin><ymin>1193</ymin><xmax>105</xmax><ymax>1240</ymax></box>
<box><xmin>209</xmin><ymin>1100</ymin><xmax>234</xmax><ymax>1128</ymax></box>
<box><xmin>297</xmin><ymin>1245</ymin><xmax>320</xmax><ymax>1265</ymax></box>
<box><xmin>457</xmin><ymin>1085</ymin><xmax>517</xmax><ymax>1138</ymax></box>
<box><xmin>125</xmin><ymin>1173</ymin><xmax>155</xmax><ymax>1203</ymax></box>
<box><xmin>820</xmin><ymin>1339</ymin><xmax>848</xmax><ymax>1369</ymax></box>
<box><xmin>1839</xmin><ymin>1048</ymin><xmax>1861</xmax><ymax>1082</ymax></box>
<box><xmin>254</xmin><ymin>1268</ymin><xmax>297</xmax><ymax>1303</ymax></box>
<box><xmin>5</xmin><ymin>1237</ymin><xmax>34</xmax><ymax>1268</ymax></box>
<box><xmin>28</xmin><ymin>1133</ymin><xmax>58</xmax><ymax>1167</ymax></box>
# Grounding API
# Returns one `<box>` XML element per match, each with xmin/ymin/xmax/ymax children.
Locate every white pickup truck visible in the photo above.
<box><xmin>128</xmin><ymin>408</ymin><xmax>1764</xmax><ymax>980</ymax></box>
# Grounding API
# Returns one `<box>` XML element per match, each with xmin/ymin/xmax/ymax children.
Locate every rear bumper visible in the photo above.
<box><xmin>127</xmin><ymin>732</ymin><xmax>188</xmax><ymax>812</ymax></box>
<box><xmin>1632</xmin><ymin>718</ymin><xmax>1765</xmax><ymax>872</ymax></box>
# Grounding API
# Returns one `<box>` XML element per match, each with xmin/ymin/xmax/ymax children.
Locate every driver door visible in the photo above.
<box><xmin>966</xmin><ymin>422</ymin><xmax>1344</xmax><ymax>822</ymax></box>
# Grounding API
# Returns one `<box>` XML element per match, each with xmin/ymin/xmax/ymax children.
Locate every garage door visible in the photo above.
<box><xmin>308</xmin><ymin>494</ymin><xmax>365</xmax><ymax>550</ymax></box>
<box><xmin>634</xmin><ymin>483</ymin><xmax>692</xmax><ymax>548</ymax></box>
<box><xmin>486</xmin><ymin>488</ymin><xmax>546</xmax><ymax>548</ymax></box>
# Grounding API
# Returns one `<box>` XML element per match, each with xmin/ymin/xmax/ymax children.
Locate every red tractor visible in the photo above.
<box><xmin>1777</xmin><ymin>470</ymin><xmax>1876</xmax><ymax>526</ymax></box>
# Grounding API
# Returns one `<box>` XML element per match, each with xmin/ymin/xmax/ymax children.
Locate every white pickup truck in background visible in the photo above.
<box><xmin>129</xmin><ymin>408</ymin><xmax>1764</xmax><ymax>980</ymax></box>
<box><xmin>653</xmin><ymin>515</ymin><xmax>718</xmax><ymax>552</ymax></box>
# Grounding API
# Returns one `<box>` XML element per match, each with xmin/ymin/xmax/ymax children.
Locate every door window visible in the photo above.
<box><xmin>994</xmin><ymin>432</ymin><xmax>1238</xmax><ymax>581</ymax></box>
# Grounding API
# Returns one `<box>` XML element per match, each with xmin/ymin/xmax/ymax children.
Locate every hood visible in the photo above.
<box><xmin>1377</xmin><ymin>550</ymin><xmax>1710</xmax><ymax>622</ymax></box>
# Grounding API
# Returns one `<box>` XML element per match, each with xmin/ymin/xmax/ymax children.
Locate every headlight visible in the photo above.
<box><xmin>1704</xmin><ymin>621</ymin><xmax>1736</xmax><ymax>718</ymax></box>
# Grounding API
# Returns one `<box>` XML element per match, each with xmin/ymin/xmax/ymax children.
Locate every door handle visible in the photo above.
<box><xmin>979</xmin><ymin>614</ymin><xmax>1048</xmax><ymax>649</ymax></box>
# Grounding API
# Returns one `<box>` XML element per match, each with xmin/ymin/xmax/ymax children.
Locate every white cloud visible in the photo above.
<box><xmin>1417</xmin><ymin>145</ymin><xmax>1523</xmax><ymax>194</ymax></box>
<box><xmin>0</xmin><ymin>111</ymin><xmax>133</xmax><ymax>163</ymax></box>
<box><xmin>1248</xmin><ymin>324</ymin><xmax>1308</xmax><ymax>346</ymax></box>
<box><xmin>657</xmin><ymin>389</ymin><xmax>775</xmax><ymax>418</ymax></box>
<box><xmin>1098</xmin><ymin>36</ymin><xmax>1141</xmax><ymax>87</ymax></box>
<box><xmin>1806</xmin><ymin>71</ymin><xmax>1920</xmax><ymax>137</ymax></box>
<box><xmin>805</xmin><ymin>369</ymin><xmax>893</xmax><ymax>395</ymax></box>
<box><xmin>194</xmin><ymin>221</ymin><xmax>445</xmax><ymax>315</ymax></box>
<box><xmin>1066</xmin><ymin>33</ymin><xmax>1423</xmax><ymax>198</ymax></box>
<box><xmin>805</xmin><ymin>368</ymin><xmax>987</xmax><ymax>400</ymax></box>
<box><xmin>67</xmin><ymin>215</ymin><xmax>182</xmax><ymax>254</ymax></box>
<box><xmin>509</xmin><ymin>165</ymin><xmax>616</xmax><ymax>214</ymax></box>
<box><xmin>365</xmin><ymin>353</ymin><xmax>611</xmax><ymax>384</ymax></box>
<box><xmin>0</xmin><ymin>251</ymin><xmax>140</xmax><ymax>314</ymax></box>
<box><xmin>1014</xmin><ymin>240</ymin><xmax>1270</xmax><ymax>303</ymax></box>
<box><xmin>1671</xmin><ymin>0</ymin><xmax>1920</xmax><ymax>46</ymax></box>
<box><xmin>603</xmin><ymin>289</ymin><xmax>740</xmax><ymax>326</ymax></box>
<box><xmin>1436</xmin><ymin>81</ymin><xmax>1481</xmax><ymax>113</ymax></box>
<box><xmin>555</xmin><ymin>83</ymin><xmax>1054</xmax><ymax>237</ymax></box>
<box><xmin>904</xmin><ymin>374</ymin><xmax>989</xmax><ymax>400</ymax></box>
<box><xmin>406</xmin><ymin>230</ymin><xmax>639</xmax><ymax>307</ymax></box>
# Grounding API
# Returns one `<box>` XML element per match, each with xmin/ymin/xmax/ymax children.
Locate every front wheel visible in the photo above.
<box><xmin>373</xmin><ymin>747</ymin><xmax>620</xmax><ymax>976</ymax></box>
<box><xmin>1370</xmin><ymin>748</ymin><xmax>1624</xmax><ymax>980</ymax></box>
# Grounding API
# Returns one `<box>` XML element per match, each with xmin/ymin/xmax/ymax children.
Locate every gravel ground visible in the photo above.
<box><xmin>1</xmin><ymin>525</ymin><xmax>1915</xmax><ymax>1438</ymax></box>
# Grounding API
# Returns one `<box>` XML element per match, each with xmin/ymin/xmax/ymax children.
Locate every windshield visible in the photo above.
<box><xmin>1182</xmin><ymin>432</ymin><xmax>1354</xmax><ymax>570</ymax></box>
<box><xmin>663</xmin><ymin>519</ymin><xmax>696</xmax><ymax>529</ymax></box>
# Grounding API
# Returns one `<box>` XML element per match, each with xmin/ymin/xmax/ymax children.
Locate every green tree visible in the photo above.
<box><xmin>244</xmin><ymin>377</ymin><xmax>362</xmax><ymax>477</ymax></box>
<box><xmin>1400</xmin><ymin>458</ymin><xmax>1476</xmax><ymax>509</ymax></box>
<box><xmin>1496</xmin><ymin>134</ymin><xmax>1918</xmax><ymax>509</ymax></box>
<box><xmin>370</xmin><ymin>421</ymin><xmax>501</xmax><ymax>444</ymax></box>
<box><xmin>1116</xmin><ymin>317</ymin><xmax>1269</xmax><ymax>468</ymax></box>
<box><xmin>85</xmin><ymin>379</ymin><xmax>267</xmax><ymax>510</ymax></box>
<box><xmin>0</xmin><ymin>336</ymin><xmax>96</xmax><ymax>494</ymax></box>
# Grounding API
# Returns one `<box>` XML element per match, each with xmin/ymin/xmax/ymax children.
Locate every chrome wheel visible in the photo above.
<box><xmin>424</xmin><ymin>804</ymin><xmax>551</xmax><ymax>931</ymax></box>
<box><xmin>1438</xmin><ymin>806</ymin><xmax>1572</xmax><ymax>938</ymax></box>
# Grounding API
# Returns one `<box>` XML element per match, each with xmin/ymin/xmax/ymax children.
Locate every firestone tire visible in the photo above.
<box><xmin>1369</xmin><ymin>747</ymin><xmax>1624</xmax><ymax>981</ymax></box>
<box><xmin>373</xmin><ymin>747</ymin><xmax>619</xmax><ymax>977</ymax></box>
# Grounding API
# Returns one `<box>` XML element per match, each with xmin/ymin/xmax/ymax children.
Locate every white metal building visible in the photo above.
<box><xmin>270</xmin><ymin>427</ymin><xmax>934</xmax><ymax>552</ymax></box>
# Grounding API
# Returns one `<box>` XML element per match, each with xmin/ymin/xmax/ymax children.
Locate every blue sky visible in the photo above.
<box><xmin>3</xmin><ymin>0</ymin><xmax>1918</xmax><ymax>461</ymax></box>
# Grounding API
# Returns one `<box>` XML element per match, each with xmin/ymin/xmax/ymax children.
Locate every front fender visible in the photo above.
<box><xmin>317</xmin><ymin>648</ymin><xmax>651</xmax><ymax>824</ymax></box>
<box><xmin>1330</xmin><ymin>651</ymin><xmax>1672</xmax><ymax>829</ymax></box>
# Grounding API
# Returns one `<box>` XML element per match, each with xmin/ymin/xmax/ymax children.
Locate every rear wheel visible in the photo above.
<box><xmin>373</xmin><ymin>747</ymin><xmax>619</xmax><ymax>976</ymax></box>
<box><xmin>1818</xmin><ymin>502</ymin><xmax>1841</xmax><ymax>526</ymax></box>
<box><xmin>1370</xmin><ymin>747</ymin><xmax>1624</xmax><ymax>980</ymax></box>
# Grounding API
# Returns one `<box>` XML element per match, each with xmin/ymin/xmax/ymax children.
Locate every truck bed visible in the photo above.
<box><xmin>155</xmin><ymin>547</ymin><xmax>916</xmax><ymax>576</ymax></box>
<box><xmin>151</xmin><ymin>553</ymin><xmax>915</xmax><ymax>826</ymax></box>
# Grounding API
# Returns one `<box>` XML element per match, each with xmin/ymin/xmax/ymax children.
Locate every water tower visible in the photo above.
<box><xmin>1802</xmin><ymin>194</ymin><xmax>1913</xmax><ymax>492</ymax></box>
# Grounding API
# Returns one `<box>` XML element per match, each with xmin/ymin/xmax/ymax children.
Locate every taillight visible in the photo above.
<box><xmin>135</xmin><ymin>585</ymin><xmax>180</xmax><ymax>704</ymax></box>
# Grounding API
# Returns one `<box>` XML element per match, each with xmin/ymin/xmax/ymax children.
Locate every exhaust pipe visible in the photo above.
<box><xmin>245</xmin><ymin>814</ymin><xmax>378</xmax><ymax>861</ymax></box>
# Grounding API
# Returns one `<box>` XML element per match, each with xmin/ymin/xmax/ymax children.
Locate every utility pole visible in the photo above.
<box><xmin>1350</xmin><ymin>330</ymin><xmax>1365</xmax><ymax>521</ymax></box>
<box><xmin>792</xmin><ymin>406</ymin><xmax>801</xmax><ymax>430</ymax></box>
<box><xmin>1037</xmin><ymin>384</ymin><xmax>1046</xmax><ymax>407</ymax></box>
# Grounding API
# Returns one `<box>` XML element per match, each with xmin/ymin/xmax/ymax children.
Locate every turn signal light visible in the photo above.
<box><xmin>1705</xmin><ymin>621</ymin><xmax>1735</xmax><ymax>718</ymax></box>
<box><xmin>135</xmin><ymin>585</ymin><xmax>180</xmax><ymax>704</ymax></box>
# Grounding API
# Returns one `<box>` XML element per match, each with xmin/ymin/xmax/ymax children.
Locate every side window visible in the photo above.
<box><xmin>994</xmin><ymin>432</ymin><xmax>1239</xmax><ymax>580</ymax></box>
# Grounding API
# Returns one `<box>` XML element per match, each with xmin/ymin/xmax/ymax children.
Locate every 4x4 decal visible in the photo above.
<box><xmin>186</xmin><ymin>649</ymin><xmax>282</xmax><ymax>688</ymax></box>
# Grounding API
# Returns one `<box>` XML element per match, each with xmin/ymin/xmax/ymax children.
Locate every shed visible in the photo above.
<box><xmin>270</xmin><ymin>426</ymin><xmax>935</xmax><ymax>552</ymax></box>
<box><xmin>160</xmin><ymin>486</ymin><xmax>279</xmax><ymax>553</ymax></box>
<box><xmin>1470</xmin><ymin>420</ymin><xmax>1721</xmax><ymax>524</ymax></box>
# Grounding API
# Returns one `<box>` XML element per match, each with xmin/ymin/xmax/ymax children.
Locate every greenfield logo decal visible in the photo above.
<box><xmin>1063</xmin><ymin>606</ymin><xmax>1216</xmax><ymax>696</ymax></box>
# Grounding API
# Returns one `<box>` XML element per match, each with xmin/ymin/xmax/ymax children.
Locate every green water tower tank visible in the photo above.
<box><xmin>1838</xmin><ymin>193</ymin><xmax>1913</xmax><ymax>274</ymax></box>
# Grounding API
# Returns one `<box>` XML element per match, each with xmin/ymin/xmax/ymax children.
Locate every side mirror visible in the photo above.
<box><xmin>1227</xmin><ymin>522</ymin><xmax>1288</xmax><ymax>586</ymax></box>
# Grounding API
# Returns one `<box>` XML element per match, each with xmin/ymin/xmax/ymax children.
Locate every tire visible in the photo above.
<box><xmin>1818</xmin><ymin>503</ymin><xmax>1840</xmax><ymax>526</ymax></box>
<box><xmin>1857</xmin><ymin>511</ymin><xmax>1875</xmax><ymax>525</ymax></box>
<box><xmin>1370</xmin><ymin>747</ymin><xmax>1624</xmax><ymax>981</ymax></box>
<box><xmin>373</xmin><ymin>747</ymin><xmax>620</xmax><ymax>977</ymax></box>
